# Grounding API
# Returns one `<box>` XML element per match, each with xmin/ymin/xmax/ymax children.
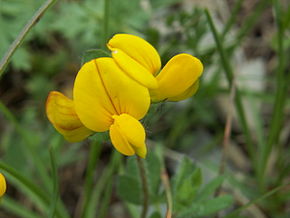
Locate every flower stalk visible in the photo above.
<box><xmin>137</xmin><ymin>156</ymin><xmax>149</xmax><ymax>218</ymax></box>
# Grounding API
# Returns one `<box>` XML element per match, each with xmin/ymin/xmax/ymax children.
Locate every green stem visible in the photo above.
<box><xmin>0</xmin><ymin>161</ymin><xmax>48</xmax><ymax>209</ymax></box>
<box><xmin>225</xmin><ymin>182</ymin><xmax>290</xmax><ymax>218</ymax></box>
<box><xmin>49</xmin><ymin>148</ymin><xmax>59</xmax><ymax>218</ymax></box>
<box><xmin>220</xmin><ymin>0</ymin><xmax>244</xmax><ymax>39</ymax></box>
<box><xmin>103</xmin><ymin>0</ymin><xmax>110</xmax><ymax>48</ymax></box>
<box><xmin>161</xmin><ymin>167</ymin><xmax>173</xmax><ymax>218</ymax></box>
<box><xmin>205</xmin><ymin>9</ymin><xmax>255</xmax><ymax>164</ymax></box>
<box><xmin>98</xmin><ymin>179</ymin><xmax>113</xmax><ymax>218</ymax></box>
<box><xmin>137</xmin><ymin>156</ymin><xmax>149</xmax><ymax>218</ymax></box>
<box><xmin>0</xmin><ymin>101</ymin><xmax>51</xmax><ymax>192</ymax></box>
<box><xmin>80</xmin><ymin>139</ymin><xmax>102</xmax><ymax>218</ymax></box>
<box><xmin>0</xmin><ymin>0</ymin><xmax>57</xmax><ymax>78</ymax></box>
<box><xmin>0</xmin><ymin>161</ymin><xmax>68</xmax><ymax>218</ymax></box>
<box><xmin>257</xmin><ymin>0</ymin><xmax>287</xmax><ymax>189</ymax></box>
<box><xmin>85</xmin><ymin>151</ymin><xmax>121</xmax><ymax>218</ymax></box>
<box><xmin>230</xmin><ymin>0</ymin><xmax>270</xmax><ymax>51</ymax></box>
<box><xmin>1</xmin><ymin>196</ymin><xmax>40</xmax><ymax>218</ymax></box>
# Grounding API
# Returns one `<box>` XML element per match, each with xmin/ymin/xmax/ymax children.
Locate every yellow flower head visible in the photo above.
<box><xmin>0</xmin><ymin>173</ymin><xmax>6</xmax><ymax>197</ymax></box>
<box><xmin>107</xmin><ymin>34</ymin><xmax>203</xmax><ymax>102</ymax></box>
<box><xmin>46</xmin><ymin>33</ymin><xmax>203</xmax><ymax>158</ymax></box>
<box><xmin>46</xmin><ymin>58</ymin><xmax>150</xmax><ymax>158</ymax></box>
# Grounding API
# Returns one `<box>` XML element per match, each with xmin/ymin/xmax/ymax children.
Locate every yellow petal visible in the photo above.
<box><xmin>109</xmin><ymin>114</ymin><xmax>147</xmax><ymax>158</ymax></box>
<box><xmin>95</xmin><ymin>57</ymin><xmax>151</xmax><ymax>120</ymax></box>
<box><xmin>111</xmin><ymin>49</ymin><xmax>158</xmax><ymax>89</ymax></box>
<box><xmin>73</xmin><ymin>59</ymin><xmax>117</xmax><ymax>132</ymax></box>
<box><xmin>0</xmin><ymin>173</ymin><xmax>6</xmax><ymax>197</ymax></box>
<box><xmin>46</xmin><ymin>91</ymin><xmax>92</xmax><ymax>142</ymax></box>
<box><xmin>150</xmin><ymin>54</ymin><xmax>203</xmax><ymax>102</ymax></box>
<box><xmin>107</xmin><ymin>34</ymin><xmax>161</xmax><ymax>75</ymax></box>
<box><xmin>167</xmin><ymin>80</ymin><xmax>200</xmax><ymax>102</ymax></box>
<box><xmin>107</xmin><ymin>34</ymin><xmax>160</xmax><ymax>89</ymax></box>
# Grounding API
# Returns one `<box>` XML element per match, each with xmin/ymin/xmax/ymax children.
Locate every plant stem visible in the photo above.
<box><xmin>205</xmin><ymin>9</ymin><xmax>255</xmax><ymax>165</ymax></box>
<box><xmin>137</xmin><ymin>156</ymin><xmax>149</xmax><ymax>218</ymax></box>
<box><xmin>161</xmin><ymin>167</ymin><xmax>173</xmax><ymax>218</ymax></box>
<box><xmin>258</xmin><ymin>0</ymin><xmax>287</xmax><ymax>190</ymax></box>
<box><xmin>225</xmin><ymin>182</ymin><xmax>290</xmax><ymax>218</ymax></box>
<box><xmin>103</xmin><ymin>0</ymin><xmax>110</xmax><ymax>48</ymax></box>
<box><xmin>49</xmin><ymin>148</ymin><xmax>58</xmax><ymax>218</ymax></box>
<box><xmin>85</xmin><ymin>151</ymin><xmax>121</xmax><ymax>218</ymax></box>
<box><xmin>215</xmin><ymin>75</ymin><xmax>236</xmax><ymax>197</ymax></box>
<box><xmin>0</xmin><ymin>0</ymin><xmax>57</xmax><ymax>78</ymax></box>
<box><xmin>79</xmin><ymin>140</ymin><xmax>102</xmax><ymax>218</ymax></box>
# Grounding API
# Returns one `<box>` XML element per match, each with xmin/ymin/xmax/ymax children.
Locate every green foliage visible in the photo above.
<box><xmin>171</xmin><ymin>157</ymin><xmax>233</xmax><ymax>217</ymax></box>
<box><xmin>177</xmin><ymin>195</ymin><xmax>233</xmax><ymax>218</ymax></box>
<box><xmin>81</xmin><ymin>49</ymin><xmax>111</xmax><ymax>65</ymax></box>
<box><xmin>117</xmin><ymin>155</ymin><xmax>233</xmax><ymax>217</ymax></box>
<box><xmin>117</xmin><ymin>174</ymin><xmax>142</xmax><ymax>205</ymax></box>
<box><xmin>1</xmin><ymin>0</ymin><xmax>290</xmax><ymax>217</ymax></box>
<box><xmin>117</xmin><ymin>151</ymin><xmax>162</xmax><ymax>205</ymax></box>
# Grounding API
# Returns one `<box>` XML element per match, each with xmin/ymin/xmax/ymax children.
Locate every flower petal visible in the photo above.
<box><xmin>0</xmin><ymin>173</ymin><xmax>6</xmax><ymax>197</ymax></box>
<box><xmin>46</xmin><ymin>91</ymin><xmax>93</xmax><ymax>142</ymax></box>
<box><xmin>73</xmin><ymin>60</ymin><xmax>117</xmax><ymax>132</ymax></box>
<box><xmin>111</xmin><ymin>49</ymin><xmax>158</xmax><ymax>89</ymax></box>
<box><xmin>167</xmin><ymin>80</ymin><xmax>199</xmax><ymax>102</ymax></box>
<box><xmin>150</xmin><ymin>54</ymin><xmax>203</xmax><ymax>102</ymax></box>
<box><xmin>109</xmin><ymin>122</ymin><xmax>135</xmax><ymax>156</ymax></box>
<box><xmin>95</xmin><ymin>57</ymin><xmax>151</xmax><ymax>120</ymax></box>
<box><xmin>109</xmin><ymin>114</ymin><xmax>147</xmax><ymax>158</ymax></box>
<box><xmin>107</xmin><ymin>34</ymin><xmax>161</xmax><ymax>75</ymax></box>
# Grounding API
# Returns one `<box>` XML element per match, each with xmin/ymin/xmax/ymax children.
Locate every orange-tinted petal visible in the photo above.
<box><xmin>46</xmin><ymin>91</ymin><xmax>92</xmax><ymax>142</ymax></box>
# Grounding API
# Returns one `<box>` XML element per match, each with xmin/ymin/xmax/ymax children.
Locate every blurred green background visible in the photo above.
<box><xmin>0</xmin><ymin>0</ymin><xmax>290</xmax><ymax>217</ymax></box>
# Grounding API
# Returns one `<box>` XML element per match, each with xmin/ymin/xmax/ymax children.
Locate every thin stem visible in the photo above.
<box><xmin>85</xmin><ymin>151</ymin><xmax>121</xmax><ymax>218</ymax></box>
<box><xmin>49</xmin><ymin>148</ymin><xmax>59</xmax><ymax>218</ymax></box>
<box><xmin>102</xmin><ymin>0</ymin><xmax>110</xmax><ymax>48</ymax></box>
<box><xmin>220</xmin><ymin>0</ymin><xmax>244</xmax><ymax>39</ymax></box>
<box><xmin>1</xmin><ymin>196</ymin><xmax>40</xmax><ymax>218</ymax></box>
<box><xmin>79</xmin><ymin>140</ymin><xmax>102</xmax><ymax>218</ymax></box>
<box><xmin>161</xmin><ymin>167</ymin><xmax>173</xmax><ymax>218</ymax></box>
<box><xmin>215</xmin><ymin>76</ymin><xmax>236</xmax><ymax>197</ymax></box>
<box><xmin>98</xmin><ymin>179</ymin><xmax>113</xmax><ymax>218</ymax></box>
<box><xmin>225</xmin><ymin>182</ymin><xmax>290</xmax><ymax>218</ymax></box>
<box><xmin>258</xmin><ymin>0</ymin><xmax>287</xmax><ymax>189</ymax></box>
<box><xmin>0</xmin><ymin>0</ymin><xmax>57</xmax><ymax>78</ymax></box>
<box><xmin>0</xmin><ymin>101</ymin><xmax>51</xmax><ymax>191</ymax></box>
<box><xmin>205</xmin><ymin>9</ymin><xmax>255</xmax><ymax>165</ymax></box>
<box><xmin>137</xmin><ymin>156</ymin><xmax>149</xmax><ymax>218</ymax></box>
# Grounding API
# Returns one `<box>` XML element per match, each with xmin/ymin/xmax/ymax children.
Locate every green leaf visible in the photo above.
<box><xmin>117</xmin><ymin>175</ymin><xmax>142</xmax><ymax>205</ymax></box>
<box><xmin>172</xmin><ymin>157</ymin><xmax>198</xmax><ymax>194</ymax></box>
<box><xmin>125</xmin><ymin>156</ymin><xmax>140</xmax><ymax>177</ymax></box>
<box><xmin>195</xmin><ymin>175</ymin><xmax>225</xmax><ymax>202</ymax></box>
<box><xmin>81</xmin><ymin>49</ymin><xmax>110</xmax><ymax>65</ymax></box>
<box><xmin>172</xmin><ymin>157</ymin><xmax>201</xmax><ymax>212</ymax></box>
<box><xmin>146</xmin><ymin>151</ymin><xmax>161</xmax><ymax>200</ymax></box>
<box><xmin>177</xmin><ymin>195</ymin><xmax>233</xmax><ymax>218</ymax></box>
<box><xmin>176</xmin><ymin>168</ymin><xmax>202</xmax><ymax>204</ymax></box>
<box><xmin>1</xmin><ymin>196</ymin><xmax>40</xmax><ymax>218</ymax></box>
<box><xmin>150</xmin><ymin>211</ymin><xmax>162</xmax><ymax>218</ymax></box>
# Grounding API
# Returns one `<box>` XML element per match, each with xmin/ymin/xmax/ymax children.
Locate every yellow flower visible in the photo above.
<box><xmin>46</xmin><ymin>58</ymin><xmax>150</xmax><ymax>158</ymax></box>
<box><xmin>107</xmin><ymin>34</ymin><xmax>203</xmax><ymax>102</ymax></box>
<box><xmin>0</xmin><ymin>173</ymin><xmax>6</xmax><ymax>197</ymax></box>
